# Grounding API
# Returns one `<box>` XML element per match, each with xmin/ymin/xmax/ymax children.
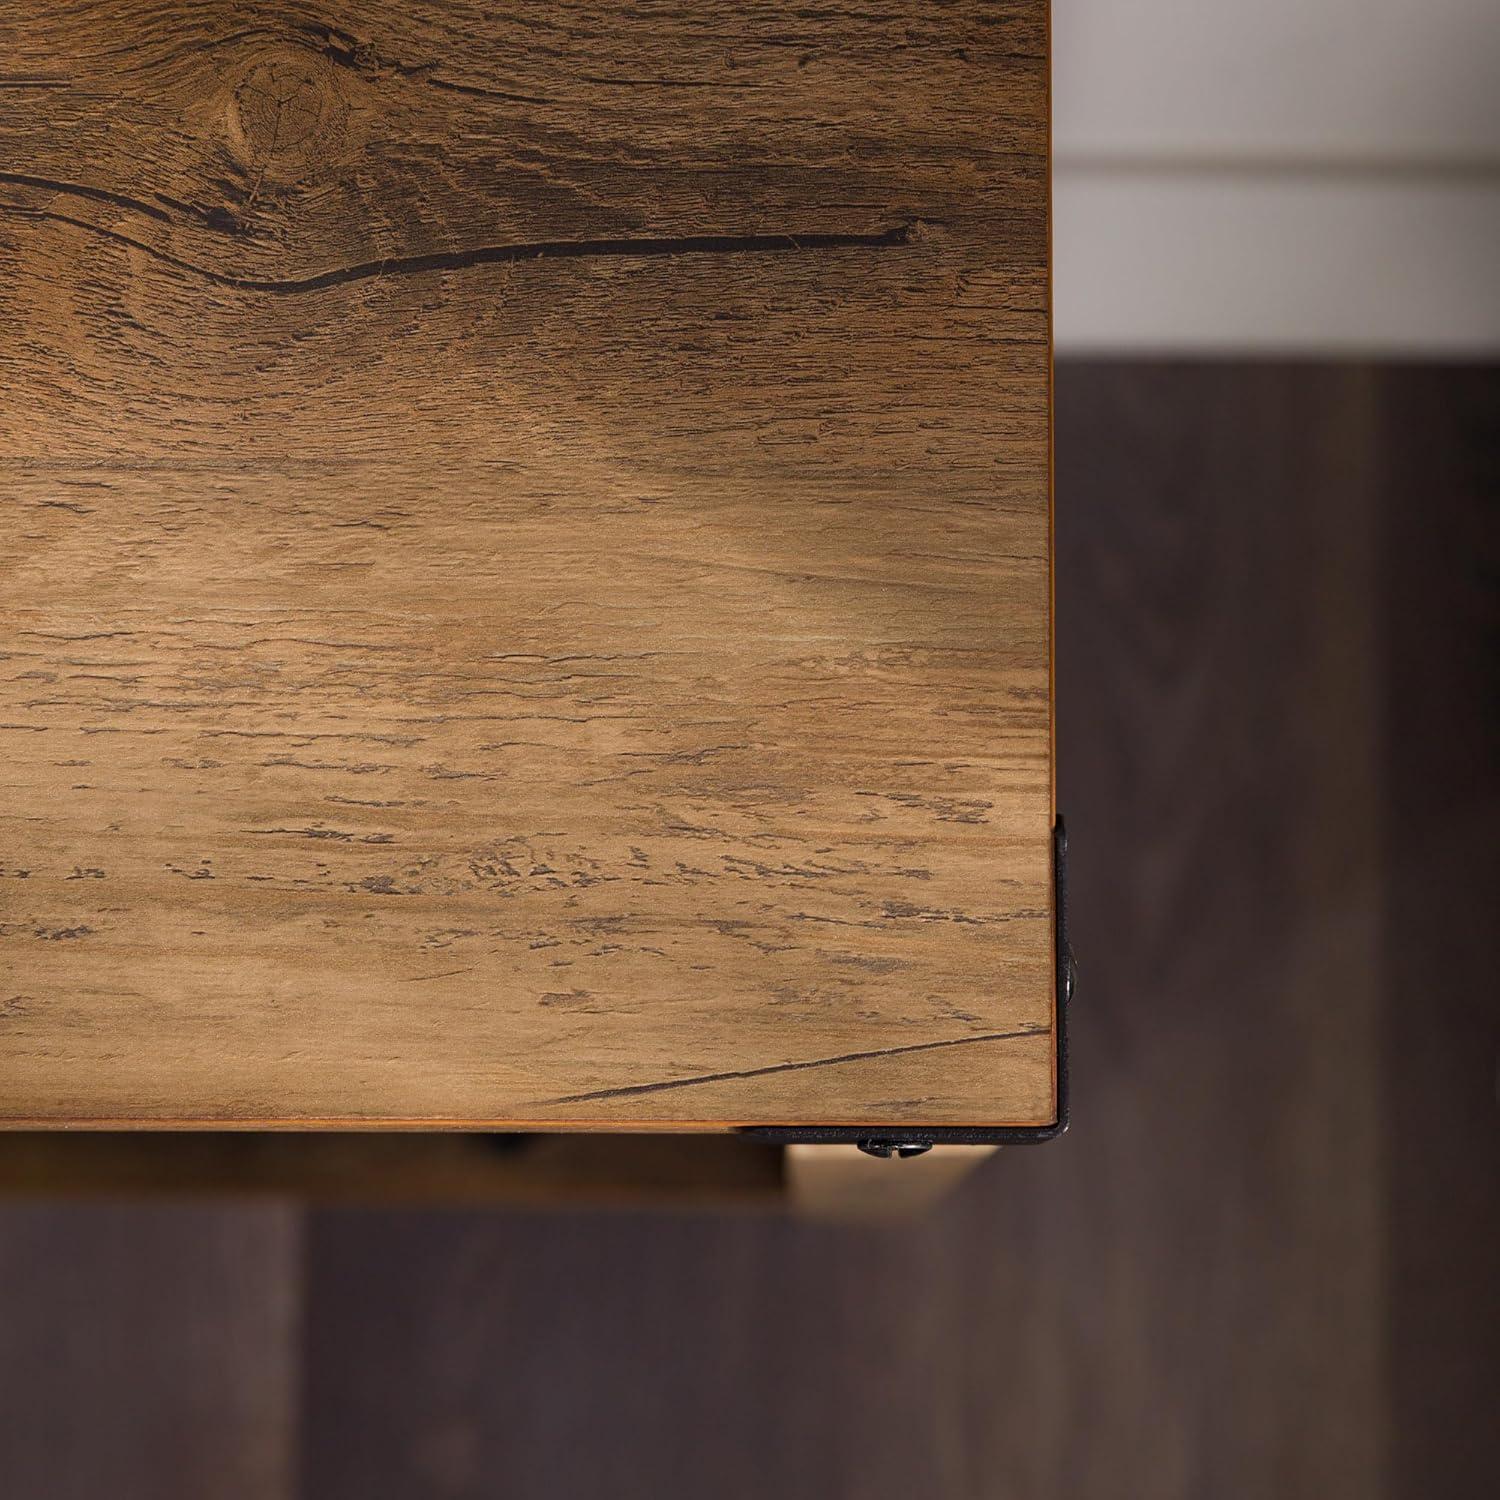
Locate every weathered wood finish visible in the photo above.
<box><xmin>0</xmin><ymin>2</ymin><xmax>1053</xmax><ymax>1127</ymax></box>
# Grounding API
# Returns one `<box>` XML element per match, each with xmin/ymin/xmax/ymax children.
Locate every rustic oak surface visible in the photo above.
<box><xmin>4</xmin><ymin>362</ymin><xmax>1497</xmax><ymax>1500</ymax></box>
<box><xmin>0</xmin><ymin>3</ymin><xmax>1054</xmax><ymax>1125</ymax></box>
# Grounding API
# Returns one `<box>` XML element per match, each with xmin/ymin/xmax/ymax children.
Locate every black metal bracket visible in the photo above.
<box><xmin>740</xmin><ymin>816</ymin><xmax>1073</xmax><ymax>1151</ymax></box>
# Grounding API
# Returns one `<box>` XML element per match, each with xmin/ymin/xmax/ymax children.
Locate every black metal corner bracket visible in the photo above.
<box><xmin>742</xmin><ymin>816</ymin><xmax>1073</xmax><ymax>1152</ymax></box>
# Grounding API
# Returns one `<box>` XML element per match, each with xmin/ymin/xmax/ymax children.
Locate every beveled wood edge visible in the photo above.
<box><xmin>0</xmin><ymin>1114</ymin><xmax>1054</xmax><ymax>1133</ymax></box>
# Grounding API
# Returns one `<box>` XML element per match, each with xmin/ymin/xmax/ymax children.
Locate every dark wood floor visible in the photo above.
<box><xmin>2</xmin><ymin>364</ymin><xmax>1495</xmax><ymax>1499</ymax></box>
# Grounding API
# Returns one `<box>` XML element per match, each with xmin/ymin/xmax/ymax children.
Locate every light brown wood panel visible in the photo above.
<box><xmin>0</xmin><ymin>2</ymin><xmax>1053</xmax><ymax>1128</ymax></box>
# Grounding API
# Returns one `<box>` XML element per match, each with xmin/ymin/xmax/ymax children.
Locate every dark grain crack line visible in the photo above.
<box><xmin>547</xmin><ymin>1025</ymin><xmax>1047</xmax><ymax>1105</ymax></box>
<box><xmin>7</xmin><ymin>203</ymin><xmax>915</xmax><ymax>293</ymax></box>
<box><xmin>576</xmin><ymin>74</ymin><xmax>774</xmax><ymax>92</ymax></box>
<box><xmin>0</xmin><ymin>171</ymin><xmax>190</xmax><ymax>227</ymax></box>
<box><xmin>426</xmin><ymin>76</ymin><xmax>555</xmax><ymax>106</ymax></box>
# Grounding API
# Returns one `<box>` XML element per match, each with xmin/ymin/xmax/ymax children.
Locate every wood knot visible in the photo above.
<box><xmin>226</xmin><ymin>47</ymin><xmax>348</xmax><ymax>198</ymax></box>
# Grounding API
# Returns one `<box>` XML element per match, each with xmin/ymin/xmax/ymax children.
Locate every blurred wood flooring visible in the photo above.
<box><xmin>2</xmin><ymin>363</ymin><xmax>1495</xmax><ymax>1500</ymax></box>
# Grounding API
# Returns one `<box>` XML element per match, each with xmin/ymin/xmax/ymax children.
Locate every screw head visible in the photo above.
<box><xmin>856</xmin><ymin>1140</ymin><xmax>932</xmax><ymax>1159</ymax></box>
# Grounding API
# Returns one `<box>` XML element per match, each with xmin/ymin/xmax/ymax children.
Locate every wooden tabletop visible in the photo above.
<box><xmin>0</xmin><ymin>2</ymin><xmax>1054</xmax><ymax>1133</ymax></box>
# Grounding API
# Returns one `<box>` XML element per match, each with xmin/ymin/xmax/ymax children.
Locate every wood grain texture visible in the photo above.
<box><xmin>0</xmin><ymin>3</ymin><xmax>1054</xmax><ymax>1126</ymax></box>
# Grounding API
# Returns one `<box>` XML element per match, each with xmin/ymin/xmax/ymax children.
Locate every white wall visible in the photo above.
<box><xmin>1052</xmin><ymin>0</ymin><xmax>1500</xmax><ymax>353</ymax></box>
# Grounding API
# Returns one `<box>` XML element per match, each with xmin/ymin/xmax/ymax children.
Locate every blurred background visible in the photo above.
<box><xmin>3</xmin><ymin>3</ymin><xmax>1497</xmax><ymax>1496</ymax></box>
